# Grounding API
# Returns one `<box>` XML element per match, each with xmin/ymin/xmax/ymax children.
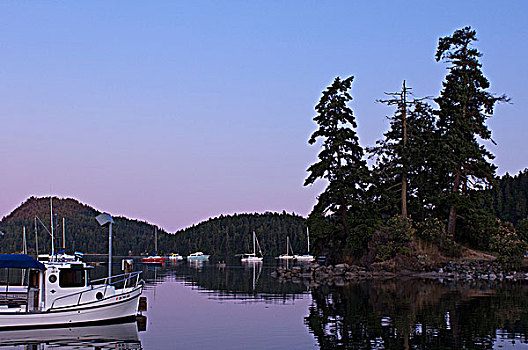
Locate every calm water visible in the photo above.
<box><xmin>2</xmin><ymin>258</ymin><xmax>528</xmax><ymax>349</ymax></box>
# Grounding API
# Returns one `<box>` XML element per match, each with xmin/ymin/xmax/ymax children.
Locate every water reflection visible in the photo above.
<box><xmin>139</xmin><ymin>258</ymin><xmax>311</xmax><ymax>303</ymax></box>
<box><xmin>306</xmin><ymin>279</ymin><xmax>528</xmax><ymax>349</ymax></box>
<box><xmin>0</xmin><ymin>320</ymin><xmax>142</xmax><ymax>349</ymax></box>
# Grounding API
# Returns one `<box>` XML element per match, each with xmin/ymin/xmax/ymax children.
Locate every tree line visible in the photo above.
<box><xmin>0</xmin><ymin>197</ymin><xmax>307</xmax><ymax>257</ymax></box>
<box><xmin>305</xmin><ymin>26</ymin><xmax>524</xmax><ymax>265</ymax></box>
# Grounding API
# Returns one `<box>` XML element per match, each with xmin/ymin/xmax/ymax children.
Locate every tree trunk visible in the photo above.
<box><xmin>402</xmin><ymin>81</ymin><xmax>408</xmax><ymax>219</ymax></box>
<box><xmin>447</xmin><ymin>163</ymin><xmax>463</xmax><ymax>239</ymax></box>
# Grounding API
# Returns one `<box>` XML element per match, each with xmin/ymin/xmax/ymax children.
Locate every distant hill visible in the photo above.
<box><xmin>0</xmin><ymin>197</ymin><xmax>307</xmax><ymax>257</ymax></box>
<box><xmin>165</xmin><ymin>211</ymin><xmax>308</xmax><ymax>257</ymax></box>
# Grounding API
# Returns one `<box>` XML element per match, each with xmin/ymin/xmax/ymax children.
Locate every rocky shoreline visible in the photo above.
<box><xmin>272</xmin><ymin>260</ymin><xmax>528</xmax><ymax>286</ymax></box>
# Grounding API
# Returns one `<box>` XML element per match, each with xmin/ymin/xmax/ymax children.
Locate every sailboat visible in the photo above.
<box><xmin>278</xmin><ymin>236</ymin><xmax>295</xmax><ymax>260</ymax></box>
<box><xmin>142</xmin><ymin>227</ymin><xmax>165</xmax><ymax>264</ymax></box>
<box><xmin>241</xmin><ymin>231</ymin><xmax>263</xmax><ymax>263</ymax></box>
<box><xmin>294</xmin><ymin>227</ymin><xmax>314</xmax><ymax>262</ymax></box>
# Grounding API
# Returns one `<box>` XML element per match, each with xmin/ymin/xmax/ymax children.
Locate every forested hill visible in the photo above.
<box><xmin>0</xmin><ymin>197</ymin><xmax>307</xmax><ymax>257</ymax></box>
<box><xmin>490</xmin><ymin>170</ymin><xmax>528</xmax><ymax>226</ymax></box>
<box><xmin>163</xmin><ymin>212</ymin><xmax>307</xmax><ymax>257</ymax></box>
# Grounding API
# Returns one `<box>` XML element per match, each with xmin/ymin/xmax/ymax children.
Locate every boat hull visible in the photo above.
<box><xmin>142</xmin><ymin>257</ymin><xmax>166</xmax><ymax>264</ymax></box>
<box><xmin>278</xmin><ymin>255</ymin><xmax>294</xmax><ymax>260</ymax></box>
<box><xmin>0</xmin><ymin>286</ymin><xmax>142</xmax><ymax>330</ymax></box>
<box><xmin>187</xmin><ymin>255</ymin><xmax>210</xmax><ymax>261</ymax></box>
<box><xmin>294</xmin><ymin>255</ymin><xmax>314</xmax><ymax>262</ymax></box>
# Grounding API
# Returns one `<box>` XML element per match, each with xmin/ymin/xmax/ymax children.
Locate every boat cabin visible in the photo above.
<box><xmin>42</xmin><ymin>261</ymin><xmax>94</xmax><ymax>309</ymax></box>
<box><xmin>0</xmin><ymin>254</ymin><xmax>46</xmax><ymax>312</ymax></box>
<box><xmin>0</xmin><ymin>254</ymin><xmax>99</xmax><ymax>312</ymax></box>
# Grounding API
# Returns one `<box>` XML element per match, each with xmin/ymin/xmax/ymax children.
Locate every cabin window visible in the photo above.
<box><xmin>59</xmin><ymin>269</ymin><xmax>85</xmax><ymax>288</ymax></box>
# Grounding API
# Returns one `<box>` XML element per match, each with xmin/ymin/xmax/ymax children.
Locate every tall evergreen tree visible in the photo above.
<box><xmin>434</xmin><ymin>27</ymin><xmax>507</xmax><ymax>239</ymax></box>
<box><xmin>370</xmin><ymin>81</ymin><xmax>438</xmax><ymax>221</ymax></box>
<box><xmin>305</xmin><ymin>76</ymin><xmax>370</xmax><ymax>260</ymax></box>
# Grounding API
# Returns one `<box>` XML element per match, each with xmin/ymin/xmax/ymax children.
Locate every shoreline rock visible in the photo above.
<box><xmin>272</xmin><ymin>260</ymin><xmax>528</xmax><ymax>286</ymax></box>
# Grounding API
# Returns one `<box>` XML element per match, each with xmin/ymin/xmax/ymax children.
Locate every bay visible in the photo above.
<box><xmin>2</xmin><ymin>257</ymin><xmax>528</xmax><ymax>349</ymax></box>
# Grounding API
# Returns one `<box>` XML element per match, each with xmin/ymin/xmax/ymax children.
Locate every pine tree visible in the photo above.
<box><xmin>370</xmin><ymin>81</ymin><xmax>438</xmax><ymax>221</ymax></box>
<box><xmin>305</xmin><ymin>76</ymin><xmax>370</xmax><ymax>260</ymax></box>
<box><xmin>434</xmin><ymin>27</ymin><xmax>508</xmax><ymax>239</ymax></box>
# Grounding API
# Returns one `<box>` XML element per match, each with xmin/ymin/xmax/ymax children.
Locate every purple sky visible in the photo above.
<box><xmin>0</xmin><ymin>1</ymin><xmax>526</xmax><ymax>231</ymax></box>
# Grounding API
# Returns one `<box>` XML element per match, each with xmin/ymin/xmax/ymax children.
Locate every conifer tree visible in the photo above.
<box><xmin>370</xmin><ymin>81</ymin><xmax>438</xmax><ymax>221</ymax></box>
<box><xmin>305</xmin><ymin>76</ymin><xmax>370</xmax><ymax>259</ymax></box>
<box><xmin>435</xmin><ymin>26</ymin><xmax>508</xmax><ymax>239</ymax></box>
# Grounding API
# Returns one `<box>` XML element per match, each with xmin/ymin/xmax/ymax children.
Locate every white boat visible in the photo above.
<box><xmin>0</xmin><ymin>254</ymin><xmax>144</xmax><ymax>329</ymax></box>
<box><xmin>278</xmin><ymin>236</ymin><xmax>295</xmax><ymax>260</ymax></box>
<box><xmin>187</xmin><ymin>252</ymin><xmax>210</xmax><ymax>261</ymax></box>
<box><xmin>168</xmin><ymin>253</ymin><xmax>184</xmax><ymax>261</ymax></box>
<box><xmin>294</xmin><ymin>227</ymin><xmax>314</xmax><ymax>262</ymax></box>
<box><xmin>0</xmin><ymin>198</ymin><xmax>145</xmax><ymax>329</ymax></box>
<box><xmin>241</xmin><ymin>231</ymin><xmax>263</xmax><ymax>263</ymax></box>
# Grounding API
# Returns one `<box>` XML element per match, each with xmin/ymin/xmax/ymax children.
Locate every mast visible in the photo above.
<box><xmin>307</xmin><ymin>227</ymin><xmax>310</xmax><ymax>253</ymax></box>
<box><xmin>286</xmin><ymin>236</ymin><xmax>289</xmax><ymax>255</ymax></box>
<box><xmin>50</xmin><ymin>197</ymin><xmax>55</xmax><ymax>259</ymax></box>
<box><xmin>62</xmin><ymin>218</ymin><xmax>66</xmax><ymax>251</ymax></box>
<box><xmin>252</xmin><ymin>231</ymin><xmax>256</xmax><ymax>256</ymax></box>
<box><xmin>34</xmin><ymin>217</ymin><xmax>39</xmax><ymax>255</ymax></box>
<box><xmin>155</xmin><ymin>227</ymin><xmax>158</xmax><ymax>254</ymax></box>
<box><xmin>23</xmin><ymin>226</ymin><xmax>27</xmax><ymax>254</ymax></box>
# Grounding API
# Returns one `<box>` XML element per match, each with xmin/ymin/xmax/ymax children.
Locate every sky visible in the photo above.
<box><xmin>0</xmin><ymin>1</ymin><xmax>526</xmax><ymax>231</ymax></box>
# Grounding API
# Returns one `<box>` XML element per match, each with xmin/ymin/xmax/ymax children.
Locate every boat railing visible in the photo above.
<box><xmin>48</xmin><ymin>271</ymin><xmax>143</xmax><ymax>310</ymax></box>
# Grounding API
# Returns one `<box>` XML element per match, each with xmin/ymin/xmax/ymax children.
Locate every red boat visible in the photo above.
<box><xmin>141</xmin><ymin>256</ymin><xmax>166</xmax><ymax>264</ymax></box>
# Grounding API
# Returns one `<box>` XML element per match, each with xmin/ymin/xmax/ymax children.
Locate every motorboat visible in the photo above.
<box><xmin>0</xmin><ymin>199</ymin><xmax>145</xmax><ymax>329</ymax></box>
<box><xmin>241</xmin><ymin>231</ymin><xmax>263</xmax><ymax>263</ymax></box>
<box><xmin>0</xmin><ymin>254</ymin><xmax>144</xmax><ymax>329</ymax></box>
<box><xmin>141</xmin><ymin>255</ymin><xmax>166</xmax><ymax>264</ymax></box>
<box><xmin>187</xmin><ymin>252</ymin><xmax>210</xmax><ymax>261</ymax></box>
<box><xmin>168</xmin><ymin>253</ymin><xmax>184</xmax><ymax>261</ymax></box>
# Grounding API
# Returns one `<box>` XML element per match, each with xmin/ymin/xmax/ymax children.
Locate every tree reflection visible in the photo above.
<box><xmin>306</xmin><ymin>280</ymin><xmax>528</xmax><ymax>349</ymax></box>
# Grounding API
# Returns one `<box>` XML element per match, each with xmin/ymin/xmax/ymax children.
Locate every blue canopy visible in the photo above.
<box><xmin>0</xmin><ymin>254</ymin><xmax>46</xmax><ymax>270</ymax></box>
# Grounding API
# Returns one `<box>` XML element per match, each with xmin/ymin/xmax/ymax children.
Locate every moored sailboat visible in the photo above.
<box><xmin>278</xmin><ymin>236</ymin><xmax>295</xmax><ymax>260</ymax></box>
<box><xmin>294</xmin><ymin>227</ymin><xmax>314</xmax><ymax>262</ymax></box>
<box><xmin>241</xmin><ymin>231</ymin><xmax>263</xmax><ymax>263</ymax></box>
<box><xmin>142</xmin><ymin>227</ymin><xmax>165</xmax><ymax>264</ymax></box>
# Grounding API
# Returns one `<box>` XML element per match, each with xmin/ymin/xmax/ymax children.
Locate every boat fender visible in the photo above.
<box><xmin>138</xmin><ymin>296</ymin><xmax>147</xmax><ymax>311</ymax></box>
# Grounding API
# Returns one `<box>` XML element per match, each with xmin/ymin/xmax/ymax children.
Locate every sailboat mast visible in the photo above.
<box><xmin>50</xmin><ymin>197</ymin><xmax>55</xmax><ymax>259</ymax></box>
<box><xmin>287</xmin><ymin>236</ymin><xmax>289</xmax><ymax>255</ymax></box>
<box><xmin>23</xmin><ymin>226</ymin><xmax>27</xmax><ymax>255</ymax></box>
<box><xmin>34</xmin><ymin>217</ymin><xmax>39</xmax><ymax>255</ymax></box>
<box><xmin>253</xmin><ymin>231</ymin><xmax>256</xmax><ymax>255</ymax></box>
<box><xmin>307</xmin><ymin>227</ymin><xmax>310</xmax><ymax>253</ymax></box>
<box><xmin>63</xmin><ymin>218</ymin><xmax>66</xmax><ymax>250</ymax></box>
<box><xmin>155</xmin><ymin>227</ymin><xmax>158</xmax><ymax>254</ymax></box>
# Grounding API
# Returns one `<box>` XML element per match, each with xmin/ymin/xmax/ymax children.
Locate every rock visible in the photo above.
<box><xmin>344</xmin><ymin>272</ymin><xmax>356</xmax><ymax>280</ymax></box>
